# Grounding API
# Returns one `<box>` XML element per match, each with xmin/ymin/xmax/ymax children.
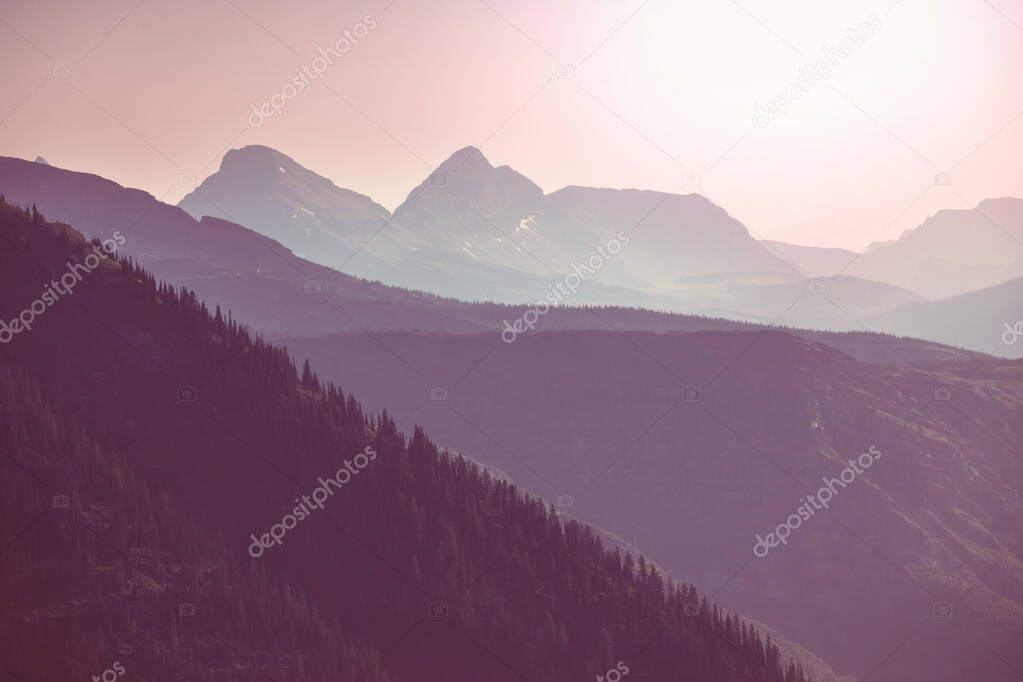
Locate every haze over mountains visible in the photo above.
<box><xmin>2</xmin><ymin>153</ymin><xmax>1022</xmax><ymax>682</ymax></box>
<box><xmin>4</xmin><ymin>0</ymin><xmax>1020</xmax><ymax>679</ymax></box>
<box><xmin>184</xmin><ymin>144</ymin><xmax>805</xmax><ymax>311</ymax></box>
<box><xmin>175</xmin><ymin>146</ymin><xmax>1023</xmax><ymax>350</ymax></box>
<box><xmin>1</xmin><ymin>201</ymin><xmax>823</xmax><ymax>681</ymax></box>
<box><xmin>287</xmin><ymin>327</ymin><xmax>1023</xmax><ymax>682</ymax></box>
<box><xmin>0</xmin><ymin>153</ymin><xmax>993</xmax><ymax>364</ymax></box>
<box><xmin>771</xmin><ymin>200</ymin><xmax>1023</xmax><ymax>298</ymax></box>
<box><xmin>179</xmin><ymin>146</ymin><xmax>793</xmax><ymax>294</ymax></box>
<box><xmin>846</xmin><ymin>198</ymin><xmax>1023</xmax><ymax>299</ymax></box>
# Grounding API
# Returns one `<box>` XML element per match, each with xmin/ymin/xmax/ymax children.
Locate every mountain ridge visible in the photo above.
<box><xmin>0</xmin><ymin>197</ymin><xmax>818</xmax><ymax>682</ymax></box>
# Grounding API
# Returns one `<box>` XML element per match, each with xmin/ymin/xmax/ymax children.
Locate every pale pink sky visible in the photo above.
<box><xmin>1</xmin><ymin>0</ymin><xmax>1020</xmax><ymax>250</ymax></box>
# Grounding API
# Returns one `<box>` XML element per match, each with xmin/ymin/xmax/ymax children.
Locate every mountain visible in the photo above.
<box><xmin>390</xmin><ymin>145</ymin><xmax>547</xmax><ymax>273</ymax></box>
<box><xmin>182</xmin><ymin>145</ymin><xmax>971</xmax><ymax>328</ymax></box>
<box><xmin>179</xmin><ymin>145</ymin><xmax>391</xmax><ymax>271</ymax></box>
<box><xmin>0</xmin><ymin>360</ymin><xmax>391</xmax><ymax>682</ymax></box>
<box><xmin>871</xmin><ymin>276</ymin><xmax>1023</xmax><ymax>358</ymax></box>
<box><xmin>287</xmin><ymin>327</ymin><xmax>1023</xmax><ymax>682</ymax></box>
<box><xmin>845</xmin><ymin>198</ymin><xmax>1023</xmax><ymax>299</ymax></box>
<box><xmin>0</xmin><ymin>153</ymin><xmax>521</xmax><ymax>335</ymax></box>
<box><xmin>3</xmin><ymin>156</ymin><xmax>1013</xmax><ymax>681</ymax></box>
<box><xmin>178</xmin><ymin>145</ymin><xmax>809</xmax><ymax>308</ymax></box>
<box><xmin>379</xmin><ymin>146</ymin><xmax>577</xmax><ymax>302</ymax></box>
<box><xmin>760</xmin><ymin>241</ymin><xmax>858</xmax><ymax>278</ymax></box>
<box><xmin>178</xmin><ymin>145</ymin><xmax>569</xmax><ymax>303</ymax></box>
<box><xmin>0</xmin><ymin>199</ymin><xmax>816</xmax><ymax>681</ymax></box>
<box><xmin>0</xmin><ymin>153</ymin><xmax>977</xmax><ymax>366</ymax></box>
<box><xmin>541</xmin><ymin>186</ymin><xmax>797</xmax><ymax>287</ymax></box>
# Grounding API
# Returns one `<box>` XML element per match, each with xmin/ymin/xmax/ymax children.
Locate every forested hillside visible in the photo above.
<box><xmin>0</xmin><ymin>200</ymin><xmax>808</xmax><ymax>681</ymax></box>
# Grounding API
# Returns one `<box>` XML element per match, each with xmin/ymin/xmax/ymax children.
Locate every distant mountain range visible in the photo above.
<box><xmin>1</xmin><ymin>200</ymin><xmax>823</xmax><ymax>682</ymax></box>
<box><xmin>765</xmin><ymin>199</ymin><xmax>1023</xmax><ymax>300</ymax></box>
<box><xmin>175</xmin><ymin>146</ymin><xmax>1022</xmax><ymax>341</ymax></box>
<box><xmin>288</xmin><ymin>327</ymin><xmax>1023</xmax><ymax>682</ymax></box>
<box><xmin>871</xmin><ymin>276</ymin><xmax>1023</xmax><ymax>355</ymax></box>
<box><xmin>7</xmin><ymin>151</ymin><xmax>1019</xmax><ymax>352</ymax></box>
<box><xmin>3</xmin><ymin>154</ymin><xmax>1022</xmax><ymax>682</ymax></box>
<box><xmin>0</xmin><ymin>153</ymin><xmax>984</xmax><ymax>362</ymax></box>
<box><xmin>181</xmin><ymin>144</ymin><xmax>800</xmax><ymax>290</ymax></box>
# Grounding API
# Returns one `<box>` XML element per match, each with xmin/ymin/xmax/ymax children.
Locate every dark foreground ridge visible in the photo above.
<box><xmin>0</xmin><ymin>200</ymin><xmax>809</xmax><ymax>681</ymax></box>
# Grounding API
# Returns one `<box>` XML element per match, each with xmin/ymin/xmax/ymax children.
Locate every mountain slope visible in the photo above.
<box><xmin>846</xmin><ymin>198</ymin><xmax>1023</xmax><ymax>299</ymax></box>
<box><xmin>287</xmin><ymin>327</ymin><xmax>1023</xmax><ymax>682</ymax></box>
<box><xmin>0</xmin><ymin>362</ymin><xmax>391</xmax><ymax>682</ymax></box>
<box><xmin>541</xmin><ymin>185</ymin><xmax>798</xmax><ymax>287</ymax></box>
<box><xmin>0</xmin><ymin>153</ymin><xmax>983</xmax><ymax>366</ymax></box>
<box><xmin>871</xmin><ymin>276</ymin><xmax>1023</xmax><ymax>358</ymax></box>
<box><xmin>179</xmin><ymin>145</ymin><xmax>390</xmax><ymax>270</ymax></box>
<box><xmin>0</xmin><ymin>200</ymin><xmax>813</xmax><ymax>681</ymax></box>
<box><xmin>760</xmin><ymin>241</ymin><xmax>858</xmax><ymax>278</ymax></box>
<box><xmin>177</xmin><ymin>146</ymin><xmax>805</xmax><ymax>306</ymax></box>
<box><xmin>178</xmin><ymin>145</ymin><xmax>572</xmax><ymax>302</ymax></box>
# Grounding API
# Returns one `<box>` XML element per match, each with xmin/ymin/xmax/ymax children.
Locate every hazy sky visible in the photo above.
<box><xmin>1</xmin><ymin>0</ymin><xmax>1020</xmax><ymax>249</ymax></box>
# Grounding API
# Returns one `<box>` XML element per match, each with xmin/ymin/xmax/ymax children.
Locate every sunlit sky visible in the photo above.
<box><xmin>1</xmin><ymin>0</ymin><xmax>1020</xmax><ymax>249</ymax></box>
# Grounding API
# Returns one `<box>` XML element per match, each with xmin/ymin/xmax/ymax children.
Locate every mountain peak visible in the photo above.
<box><xmin>34</xmin><ymin>155</ymin><xmax>49</xmax><ymax>165</ymax></box>
<box><xmin>435</xmin><ymin>145</ymin><xmax>492</xmax><ymax>174</ymax></box>
<box><xmin>220</xmin><ymin>144</ymin><xmax>294</xmax><ymax>171</ymax></box>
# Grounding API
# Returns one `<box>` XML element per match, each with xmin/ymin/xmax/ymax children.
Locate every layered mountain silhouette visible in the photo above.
<box><xmin>0</xmin><ymin>154</ymin><xmax>980</xmax><ymax>364</ymax></box>
<box><xmin>179</xmin><ymin>145</ymin><xmax>390</xmax><ymax>271</ymax></box>
<box><xmin>772</xmin><ymin>199</ymin><xmax>1023</xmax><ymax>300</ymax></box>
<box><xmin>8</xmin><ymin>152</ymin><xmax>1020</xmax><ymax>351</ymax></box>
<box><xmin>180</xmin><ymin>145</ymin><xmax>645</xmax><ymax>305</ymax></box>
<box><xmin>287</xmin><ymin>327</ymin><xmax>1023</xmax><ymax>682</ymax></box>
<box><xmin>3</xmin><ymin>156</ymin><xmax>1021</xmax><ymax>681</ymax></box>
<box><xmin>175</xmin><ymin>146</ymin><xmax>818</xmax><ymax>309</ymax></box>
<box><xmin>0</xmin><ymin>200</ymin><xmax>818</xmax><ymax>681</ymax></box>
<box><xmin>175</xmin><ymin>145</ymin><xmax>1023</xmax><ymax>330</ymax></box>
<box><xmin>871</xmin><ymin>276</ymin><xmax>1023</xmax><ymax>358</ymax></box>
